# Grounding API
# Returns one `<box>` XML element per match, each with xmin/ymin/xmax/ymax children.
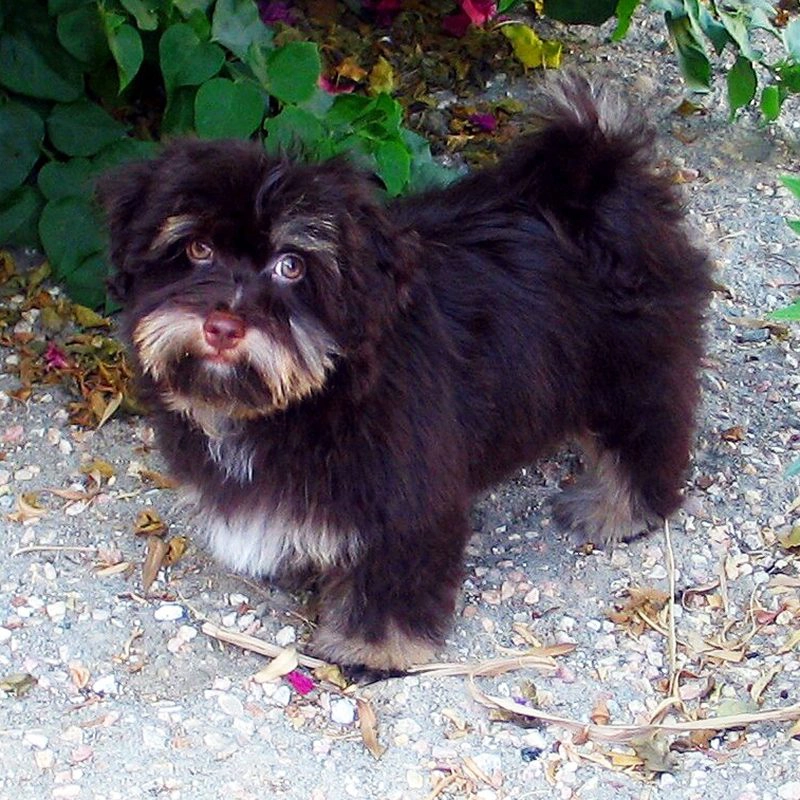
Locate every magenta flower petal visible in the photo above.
<box><xmin>44</xmin><ymin>342</ymin><xmax>69</xmax><ymax>370</ymax></box>
<box><xmin>468</xmin><ymin>113</ymin><xmax>498</xmax><ymax>132</ymax></box>
<box><xmin>461</xmin><ymin>0</ymin><xmax>496</xmax><ymax>26</ymax></box>
<box><xmin>285</xmin><ymin>670</ymin><xmax>315</xmax><ymax>695</ymax></box>
<box><xmin>442</xmin><ymin>10</ymin><xmax>472</xmax><ymax>37</ymax></box>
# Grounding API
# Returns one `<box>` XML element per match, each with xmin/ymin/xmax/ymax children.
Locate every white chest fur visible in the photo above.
<box><xmin>186</xmin><ymin>489</ymin><xmax>359</xmax><ymax>579</ymax></box>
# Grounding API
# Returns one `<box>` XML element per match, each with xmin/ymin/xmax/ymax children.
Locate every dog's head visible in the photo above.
<box><xmin>98</xmin><ymin>139</ymin><xmax>416</xmax><ymax>430</ymax></box>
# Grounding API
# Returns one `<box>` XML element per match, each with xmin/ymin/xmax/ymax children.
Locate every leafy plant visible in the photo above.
<box><xmin>0</xmin><ymin>0</ymin><xmax>453</xmax><ymax>309</ymax></box>
<box><xmin>544</xmin><ymin>0</ymin><xmax>800</xmax><ymax>120</ymax></box>
<box><xmin>771</xmin><ymin>175</ymin><xmax>800</xmax><ymax>322</ymax></box>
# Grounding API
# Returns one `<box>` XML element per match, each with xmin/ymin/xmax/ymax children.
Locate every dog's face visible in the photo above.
<box><xmin>99</xmin><ymin>140</ymin><xmax>414</xmax><ymax>430</ymax></box>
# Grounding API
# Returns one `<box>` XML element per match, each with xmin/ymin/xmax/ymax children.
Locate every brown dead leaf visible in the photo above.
<box><xmin>356</xmin><ymin>697</ymin><xmax>386</xmax><ymax>759</ymax></box>
<box><xmin>591</xmin><ymin>696</ymin><xmax>611</xmax><ymax>726</ymax></box>
<box><xmin>80</xmin><ymin>459</ymin><xmax>115</xmax><ymax>480</ymax></box>
<box><xmin>608</xmin><ymin>750</ymin><xmax>644</xmax><ymax>768</ymax></box>
<box><xmin>368</xmin><ymin>56</ymin><xmax>395</xmax><ymax>95</ymax></box>
<box><xmin>69</xmin><ymin>664</ymin><xmax>91</xmax><ymax>690</ymax></box>
<box><xmin>313</xmin><ymin>662</ymin><xmax>349</xmax><ymax>689</ymax></box>
<box><xmin>778</xmin><ymin>525</ymin><xmax>800</xmax><ymax>550</ymax></box>
<box><xmin>608</xmin><ymin>586</ymin><xmax>669</xmax><ymax>635</ymax></box>
<box><xmin>8</xmin><ymin>492</ymin><xmax>47</xmax><ymax>523</ymax></box>
<box><xmin>72</xmin><ymin>305</ymin><xmax>111</xmax><ymax>329</ymax></box>
<box><xmin>136</xmin><ymin>468</ymin><xmax>178</xmax><ymax>490</ymax></box>
<box><xmin>163</xmin><ymin>536</ymin><xmax>188</xmax><ymax>566</ymax></box>
<box><xmin>630</xmin><ymin>733</ymin><xmax>677</xmax><ymax>773</ymax></box>
<box><xmin>751</xmin><ymin>665</ymin><xmax>781</xmax><ymax>704</ymax></box>
<box><xmin>142</xmin><ymin>535</ymin><xmax>168</xmax><ymax>594</ymax></box>
<box><xmin>134</xmin><ymin>509</ymin><xmax>167</xmax><ymax>537</ymax></box>
<box><xmin>0</xmin><ymin>672</ymin><xmax>37</xmax><ymax>697</ymax></box>
<box><xmin>720</xmin><ymin>425</ymin><xmax>746</xmax><ymax>442</ymax></box>
<box><xmin>790</xmin><ymin>719</ymin><xmax>800</xmax><ymax>739</ymax></box>
<box><xmin>252</xmin><ymin>646</ymin><xmax>299</xmax><ymax>683</ymax></box>
<box><xmin>335</xmin><ymin>56</ymin><xmax>367</xmax><ymax>83</ymax></box>
<box><xmin>778</xmin><ymin>629</ymin><xmax>800</xmax><ymax>655</ymax></box>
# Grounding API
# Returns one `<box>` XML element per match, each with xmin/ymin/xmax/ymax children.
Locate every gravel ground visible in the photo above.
<box><xmin>2</xmin><ymin>12</ymin><xmax>800</xmax><ymax>800</ymax></box>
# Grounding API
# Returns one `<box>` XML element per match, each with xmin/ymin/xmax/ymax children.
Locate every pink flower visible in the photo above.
<box><xmin>285</xmin><ymin>670</ymin><xmax>315</xmax><ymax>695</ymax></box>
<box><xmin>257</xmin><ymin>2</ymin><xmax>296</xmax><ymax>25</ymax></box>
<box><xmin>468</xmin><ymin>112</ymin><xmax>498</xmax><ymax>132</ymax></box>
<box><xmin>319</xmin><ymin>75</ymin><xmax>356</xmax><ymax>94</ymax></box>
<box><xmin>461</xmin><ymin>0</ymin><xmax>496</xmax><ymax>25</ymax></box>
<box><xmin>44</xmin><ymin>342</ymin><xmax>70</xmax><ymax>370</ymax></box>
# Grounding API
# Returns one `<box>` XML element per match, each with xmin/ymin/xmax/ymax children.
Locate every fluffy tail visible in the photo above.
<box><xmin>510</xmin><ymin>71</ymin><xmax>661</xmax><ymax>227</ymax></box>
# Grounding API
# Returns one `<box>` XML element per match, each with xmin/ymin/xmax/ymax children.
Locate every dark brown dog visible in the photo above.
<box><xmin>99</xmin><ymin>74</ymin><xmax>711</xmax><ymax>671</ymax></box>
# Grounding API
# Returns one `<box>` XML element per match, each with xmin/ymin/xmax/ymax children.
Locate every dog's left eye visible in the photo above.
<box><xmin>186</xmin><ymin>240</ymin><xmax>214</xmax><ymax>263</ymax></box>
<box><xmin>271</xmin><ymin>253</ymin><xmax>306</xmax><ymax>283</ymax></box>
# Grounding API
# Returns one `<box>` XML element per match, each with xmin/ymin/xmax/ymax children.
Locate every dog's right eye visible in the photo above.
<box><xmin>186</xmin><ymin>240</ymin><xmax>214</xmax><ymax>264</ymax></box>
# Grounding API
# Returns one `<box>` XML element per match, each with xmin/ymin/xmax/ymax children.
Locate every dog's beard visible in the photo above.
<box><xmin>132</xmin><ymin>306</ymin><xmax>338</xmax><ymax>433</ymax></box>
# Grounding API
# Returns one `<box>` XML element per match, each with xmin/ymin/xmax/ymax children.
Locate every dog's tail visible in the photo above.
<box><xmin>510</xmin><ymin>72</ymin><xmax>664</xmax><ymax>230</ymax></box>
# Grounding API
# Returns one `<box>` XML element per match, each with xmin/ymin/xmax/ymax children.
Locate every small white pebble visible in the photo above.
<box><xmin>228</xmin><ymin>593</ymin><xmax>249</xmax><ymax>606</ymax></box>
<box><xmin>778</xmin><ymin>781</ymin><xmax>800</xmax><ymax>800</ymax></box>
<box><xmin>217</xmin><ymin>693</ymin><xmax>244</xmax><ymax>717</ymax></box>
<box><xmin>24</xmin><ymin>732</ymin><xmax>49</xmax><ymax>750</ymax></box>
<box><xmin>153</xmin><ymin>604</ymin><xmax>184</xmax><ymax>622</ymax></box>
<box><xmin>0</xmin><ymin>627</ymin><xmax>12</xmax><ymax>644</ymax></box>
<box><xmin>46</xmin><ymin>601</ymin><xmax>67</xmax><ymax>622</ymax></box>
<box><xmin>92</xmin><ymin>675</ymin><xmax>118</xmax><ymax>696</ymax></box>
<box><xmin>275</xmin><ymin>626</ymin><xmax>296</xmax><ymax>647</ymax></box>
<box><xmin>51</xmin><ymin>786</ymin><xmax>80</xmax><ymax>799</ymax></box>
<box><xmin>271</xmin><ymin>685</ymin><xmax>292</xmax><ymax>707</ymax></box>
<box><xmin>330</xmin><ymin>698</ymin><xmax>356</xmax><ymax>725</ymax></box>
<box><xmin>406</xmin><ymin>770</ymin><xmax>424</xmax><ymax>790</ymax></box>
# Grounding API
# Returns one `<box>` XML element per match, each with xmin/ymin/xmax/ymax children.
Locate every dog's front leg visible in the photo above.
<box><xmin>311</xmin><ymin>511</ymin><xmax>469</xmax><ymax>673</ymax></box>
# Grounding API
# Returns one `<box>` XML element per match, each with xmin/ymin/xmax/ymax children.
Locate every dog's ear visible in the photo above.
<box><xmin>96</xmin><ymin>159</ymin><xmax>155</xmax><ymax>303</ymax></box>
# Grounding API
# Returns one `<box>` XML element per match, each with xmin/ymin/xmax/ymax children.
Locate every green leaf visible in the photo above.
<box><xmin>0</xmin><ymin>186</ymin><xmax>44</xmax><ymax>247</ymax></box>
<box><xmin>697</xmin><ymin>6</ymin><xmax>730</xmax><ymax>55</ymax></box>
<box><xmin>161</xmin><ymin>86</ymin><xmax>197</xmax><ymax>134</ymax></box>
<box><xmin>501</xmin><ymin>24</ymin><xmax>562</xmax><ymax>68</ymax></box>
<box><xmin>63</xmin><ymin>251</ymin><xmax>109</xmax><ymax>309</ymax></box>
<box><xmin>47</xmin><ymin>100</ymin><xmax>127</xmax><ymax>158</ymax></box>
<box><xmin>212</xmin><ymin>0</ymin><xmax>272</xmax><ymax>62</ymax></box>
<box><xmin>174</xmin><ymin>0</ymin><xmax>214</xmax><ymax>16</ymax></box>
<box><xmin>543</xmin><ymin>0</ymin><xmax>617</xmax><ymax>25</ymax></box>
<box><xmin>719</xmin><ymin>10</ymin><xmax>761</xmax><ymax>62</ymax></box>
<box><xmin>771</xmin><ymin>300</ymin><xmax>800</xmax><ymax>321</ymax></box>
<box><xmin>38</xmin><ymin>158</ymin><xmax>95</xmax><ymax>201</ymax></box>
<box><xmin>195</xmin><ymin>78</ymin><xmax>265</xmax><ymax>139</ymax></box>
<box><xmin>401</xmin><ymin>129</ymin><xmax>459</xmax><ymax>193</ymax></box>
<box><xmin>159</xmin><ymin>23</ymin><xmax>225</xmax><ymax>96</ymax></box>
<box><xmin>785</xmin><ymin>19</ymin><xmax>800</xmax><ymax>62</ymax></box>
<box><xmin>726</xmin><ymin>56</ymin><xmax>757</xmax><ymax>117</ymax></box>
<box><xmin>57</xmin><ymin>6</ymin><xmax>109</xmax><ymax>66</ymax></box>
<box><xmin>39</xmin><ymin>196</ymin><xmax>104</xmax><ymax>281</ymax></box>
<box><xmin>788</xmin><ymin>219</ymin><xmax>800</xmax><ymax>235</ymax></box>
<box><xmin>664</xmin><ymin>12</ymin><xmax>711</xmax><ymax>92</ymax></box>
<box><xmin>786</xmin><ymin>457</ymin><xmax>800</xmax><ymax>478</ymax></box>
<box><xmin>264</xmin><ymin>106</ymin><xmax>326</xmax><ymax>156</ymax></box>
<box><xmin>0</xmin><ymin>102</ymin><xmax>45</xmax><ymax>195</ymax></box>
<box><xmin>120</xmin><ymin>0</ymin><xmax>159</xmax><ymax>31</ymax></box>
<box><xmin>0</xmin><ymin>4</ymin><xmax>83</xmax><ymax>101</ymax></box>
<box><xmin>780</xmin><ymin>175</ymin><xmax>800</xmax><ymax>201</ymax></box>
<box><xmin>105</xmin><ymin>19</ymin><xmax>144</xmax><ymax>92</ymax></box>
<box><xmin>375</xmin><ymin>138</ymin><xmax>410</xmax><ymax>197</ymax></box>
<box><xmin>760</xmin><ymin>85</ymin><xmax>782</xmax><ymax>122</ymax></box>
<box><xmin>612</xmin><ymin>0</ymin><xmax>639</xmax><ymax>41</ymax></box>
<box><xmin>263</xmin><ymin>42</ymin><xmax>321</xmax><ymax>104</ymax></box>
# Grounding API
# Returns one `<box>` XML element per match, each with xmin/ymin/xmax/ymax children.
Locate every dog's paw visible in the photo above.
<box><xmin>311</xmin><ymin>622</ymin><xmax>437</xmax><ymax>673</ymax></box>
<box><xmin>552</xmin><ymin>485</ymin><xmax>655</xmax><ymax>548</ymax></box>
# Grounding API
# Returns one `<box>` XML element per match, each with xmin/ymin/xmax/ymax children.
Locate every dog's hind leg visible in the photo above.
<box><xmin>554</xmin><ymin>359</ymin><xmax>700</xmax><ymax>547</ymax></box>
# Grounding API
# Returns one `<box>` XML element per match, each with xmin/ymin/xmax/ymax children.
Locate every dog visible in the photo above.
<box><xmin>99</xmin><ymin>73</ymin><xmax>711</xmax><ymax>672</ymax></box>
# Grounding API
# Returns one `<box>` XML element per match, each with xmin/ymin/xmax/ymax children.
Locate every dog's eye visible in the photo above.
<box><xmin>271</xmin><ymin>253</ymin><xmax>305</xmax><ymax>283</ymax></box>
<box><xmin>186</xmin><ymin>240</ymin><xmax>214</xmax><ymax>263</ymax></box>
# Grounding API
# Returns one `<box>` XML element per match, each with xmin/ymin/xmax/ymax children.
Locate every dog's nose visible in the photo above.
<box><xmin>203</xmin><ymin>311</ymin><xmax>246</xmax><ymax>351</ymax></box>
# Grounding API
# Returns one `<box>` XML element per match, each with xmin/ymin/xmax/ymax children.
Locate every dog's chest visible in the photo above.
<box><xmin>186</xmin><ymin>431</ymin><xmax>358</xmax><ymax>578</ymax></box>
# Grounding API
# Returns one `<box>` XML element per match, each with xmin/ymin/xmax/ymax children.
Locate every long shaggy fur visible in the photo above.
<box><xmin>99</xmin><ymin>74</ymin><xmax>712</xmax><ymax>671</ymax></box>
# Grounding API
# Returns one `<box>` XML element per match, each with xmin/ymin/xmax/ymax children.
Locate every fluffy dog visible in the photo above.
<box><xmin>99</xmin><ymin>74</ymin><xmax>711</xmax><ymax>672</ymax></box>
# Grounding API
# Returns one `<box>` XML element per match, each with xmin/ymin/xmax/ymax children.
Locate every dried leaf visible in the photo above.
<box><xmin>630</xmin><ymin>733</ymin><xmax>677</xmax><ymax>773</ymax></box>
<box><xmin>69</xmin><ymin>664</ymin><xmax>91</xmax><ymax>690</ymax></box>
<box><xmin>778</xmin><ymin>629</ymin><xmax>800</xmax><ymax>655</ymax></box>
<box><xmin>142</xmin><ymin>535</ymin><xmax>168</xmax><ymax>594</ymax></box>
<box><xmin>591</xmin><ymin>696</ymin><xmax>611</xmax><ymax>726</ymax></box>
<box><xmin>96</xmin><ymin>392</ymin><xmax>123</xmax><ymax>429</ymax></box>
<box><xmin>0</xmin><ymin>672</ymin><xmax>37</xmax><ymax>697</ymax></box>
<box><xmin>313</xmin><ymin>663</ymin><xmax>349</xmax><ymax>689</ymax></box>
<box><xmin>252</xmin><ymin>646</ymin><xmax>299</xmax><ymax>683</ymax></box>
<box><xmin>368</xmin><ymin>56</ymin><xmax>395</xmax><ymax>95</ymax></box>
<box><xmin>163</xmin><ymin>536</ymin><xmax>188</xmax><ymax>566</ymax></box>
<box><xmin>8</xmin><ymin>492</ymin><xmax>47</xmax><ymax>523</ymax></box>
<box><xmin>95</xmin><ymin>562</ymin><xmax>132</xmax><ymax>577</ymax></box>
<box><xmin>72</xmin><ymin>305</ymin><xmax>111</xmax><ymax>328</ymax></box>
<box><xmin>80</xmin><ymin>459</ymin><xmax>115</xmax><ymax>479</ymax></box>
<box><xmin>136</xmin><ymin>469</ymin><xmax>179</xmax><ymax>490</ymax></box>
<box><xmin>720</xmin><ymin>425</ymin><xmax>746</xmax><ymax>442</ymax></box>
<box><xmin>134</xmin><ymin>509</ymin><xmax>167</xmax><ymax>537</ymax></box>
<box><xmin>751</xmin><ymin>665</ymin><xmax>781</xmax><ymax>704</ymax></box>
<box><xmin>608</xmin><ymin>750</ymin><xmax>644</xmax><ymax>768</ymax></box>
<box><xmin>778</xmin><ymin>525</ymin><xmax>800</xmax><ymax>550</ymax></box>
<box><xmin>356</xmin><ymin>697</ymin><xmax>386</xmax><ymax>759</ymax></box>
